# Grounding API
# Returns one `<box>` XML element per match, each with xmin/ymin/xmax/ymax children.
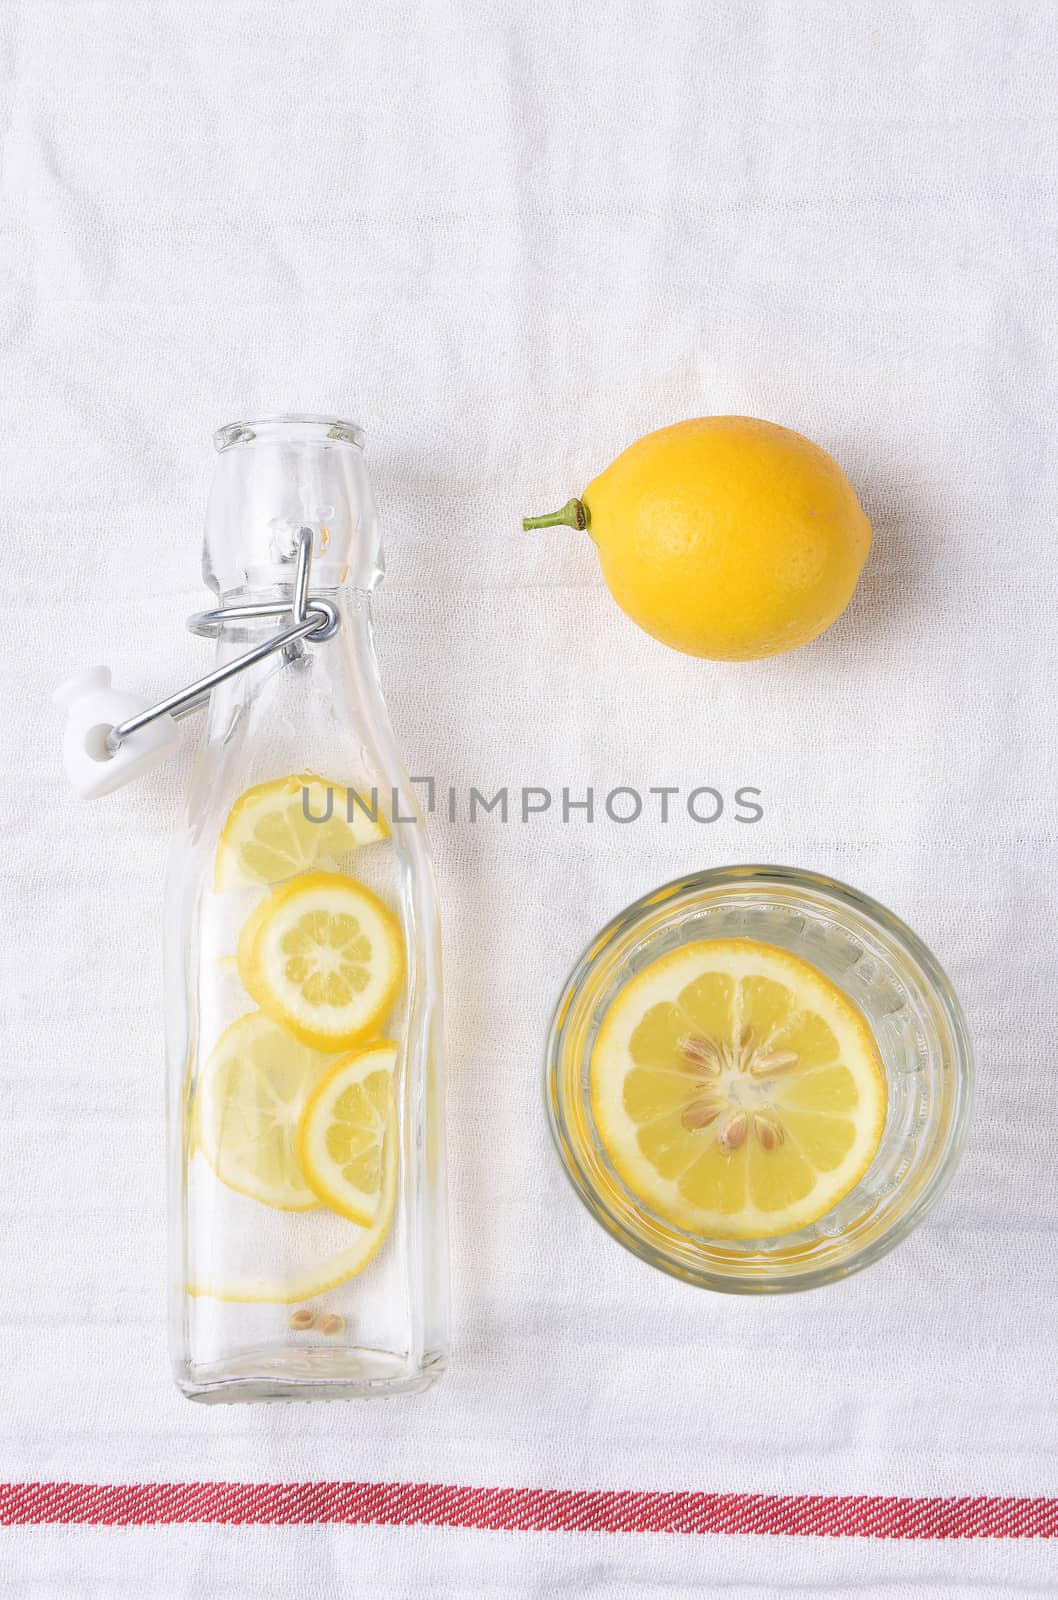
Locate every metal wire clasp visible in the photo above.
<box><xmin>105</xmin><ymin>528</ymin><xmax>339</xmax><ymax>753</ymax></box>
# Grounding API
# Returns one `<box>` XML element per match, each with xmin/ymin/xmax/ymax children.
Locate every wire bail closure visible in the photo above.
<box><xmin>105</xmin><ymin>528</ymin><xmax>339</xmax><ymax>754</ymax></box>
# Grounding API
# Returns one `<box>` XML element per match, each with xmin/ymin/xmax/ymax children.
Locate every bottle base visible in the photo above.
<box><xmin>175</xmin><ymin>1345</ymin><xmax>447</xmax><ymax>1404</ymax></box>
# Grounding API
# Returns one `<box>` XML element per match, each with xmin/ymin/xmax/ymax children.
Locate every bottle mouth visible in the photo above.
<box><xmin>214</xmin><ymin>415</ymin><xmax>365</xmax><ymax>453</ymax></box>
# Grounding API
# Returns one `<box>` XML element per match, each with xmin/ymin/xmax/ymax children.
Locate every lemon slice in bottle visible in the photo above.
<box><xmin>591</xmin><ymin>939</ymin><xmax>887</xmax><ymax>1240</ymax></box>
<box><xmin>196</xmin><ymin>1012</ymin><xmax>336</xmax><ymax>1211</ymax></box>
<box><xmin>297</xmin><ymin>1041</ymin><xmax>398</xmax><ymax>1226</ymax></box>
<box><xmin>188</xmin><ymin>1088</ymin><xmax>398</xmax><ymax>1303</ymax></box>
<box><xmin>214</xmin><ymin>773</ymin><xmax>388</xmax><ymax>890</ymax></box>
<box><xmin>238</xmin><ymin>870</ymin><xmax>405</xmax><ymax>1053</ymax></box>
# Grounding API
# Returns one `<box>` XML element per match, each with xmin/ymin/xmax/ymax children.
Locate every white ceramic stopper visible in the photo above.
<box><xmin>54</xmin><ymin>666</ymin><xmax>182</xmax><ymax>798</ymax></box>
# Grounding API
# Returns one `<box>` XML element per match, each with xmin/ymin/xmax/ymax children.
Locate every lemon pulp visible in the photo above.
<box><xmin>189</xmin><ymin>1092</ymin><xmax>398</xmax><ymax>1303</ymax></box>
<box><xmin>590</xmin><ymin>939</ymin><xmax>886</xmax><ymax>1239</ymax></box>
<box><xmin>297</xmin><ymin>1040</ymin><xmax>397</xmax><ymax>1226</ymax></box>
<box><xmin>238</xmin><ymin>870</ymin><xmax>405</xmax><ymax>1052</ymax></box>
<box><xmin>214</xmin><ymin>772</ymin><xmax>388</xmax><ymax>889</ymax></box>
<box><xmin>196</xmin><ymin>1012</ymin><xmax>337</xmax><ymax>1211</ymax></box>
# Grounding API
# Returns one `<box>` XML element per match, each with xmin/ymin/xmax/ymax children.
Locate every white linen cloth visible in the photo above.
<box><xmin>2</xmin><ymin>0</ymin><xmax>1057</xmax><ymax>1592</ymax></box>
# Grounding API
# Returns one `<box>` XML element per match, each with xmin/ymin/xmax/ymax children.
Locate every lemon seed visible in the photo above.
<box><xmin>717</xmin><ymin>1111</ymin><xmax>748</xmax><ymax>1152</ymax></box>
<box><xmin>749</xmin><ymin>1049</ymin><xmax>799</xmax><ymax>1079</ymax></box>
<box><xmin>288</xmin><ymin>1308</ymin><xmax>315</xmax><ymax>1330</ymax></box>
<box><xmin>677</xmin><ymin>1034</ymin><xmax>721</xmax><ymax>1074</ymax></box>
<box><xmin>753</xmin><ymin>1112</ymin><xmax>785</xmax><ymax>1151</ymax></box>
<box><xmin>681</xmin><ymin>1098</ymin><xmax>721</xmax><ymax>1131</ymax></box>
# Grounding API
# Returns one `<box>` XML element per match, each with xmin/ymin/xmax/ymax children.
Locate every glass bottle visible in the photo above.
<box><xmin>166</xmin><ymin>416</ymin><xmax>447</xmax><ymax>1401</ymax></box>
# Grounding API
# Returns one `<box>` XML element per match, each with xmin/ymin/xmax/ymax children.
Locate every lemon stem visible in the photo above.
<box><xmin>522</xmin><ymin>498</ymin><xmax>589</xmax><ymax>533</ymax></box>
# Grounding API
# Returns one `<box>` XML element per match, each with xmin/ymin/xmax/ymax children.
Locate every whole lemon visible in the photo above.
<box><xmin>524</xmin><ymin>416</ymin><xmax>871</xmax><ymax>660</ymax></box>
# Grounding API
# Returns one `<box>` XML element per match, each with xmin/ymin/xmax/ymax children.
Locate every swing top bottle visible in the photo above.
<box><xmin>167</xmin><ymin>416</ymin><xmax>447</xmax><ymax>1401</ymax></box>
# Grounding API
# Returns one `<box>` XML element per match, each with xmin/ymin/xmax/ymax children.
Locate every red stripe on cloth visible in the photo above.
<box><xmin>0</xmin><ymin>1483</ymin><xmax>1056</xmax><ymax>1538</ymax></box>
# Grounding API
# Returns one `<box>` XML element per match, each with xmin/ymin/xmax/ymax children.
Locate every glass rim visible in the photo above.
<box><xmin>544</xmin><ymin>863</ymin><xmax>974</xmax><ymax>1294</ymax></box>
<box><xmin>214</xmin><ymin>415</ymin><xmax>365</xmax><ymax>453</ymax></box>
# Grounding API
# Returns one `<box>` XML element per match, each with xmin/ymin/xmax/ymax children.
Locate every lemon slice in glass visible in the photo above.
<box><xmin>196</xmin><ymin>1012</ymin><xmax>336</xmax><ymax>1210</ymax></box>
<box><xmin>214</xmin><ymin>773</ymin><xmax>388</xmax><ymax>890</ymax></box>
<box><xmin>297</xmin><ymin>1040</ymin><xmax>398</xmax><ymax>1226</ymax></box>
<box><xmin>591</xmin><ymin>939</ymin><xmax>886</xmax><ymax>1240</ymax></box>
<box><xmin>238</xmin><ymin>870</ymin><xmax>405</xmax><ymax>1053</ymax></box>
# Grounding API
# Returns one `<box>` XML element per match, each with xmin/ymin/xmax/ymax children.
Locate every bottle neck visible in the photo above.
<box><xmin>188</xmin><ymin>588</ymin><xmax>393</xmax><ymax>827</ymax></box>
<box><xmin>202</xmin><ymin>586</ymin><xmax>381</xmax><ymax>736</ymax></box>
<box><xmin>206</xmin><ymin>586</ymin><xmax>374</xmax><ymax>673</ymax></box>
<box><xmin>205</xmin><ymin>417</ymin><xmax>382</xmax><ymax>597</ymax></box>
<box><xmin>213</xmin><ymin>578</ymin><xmax>373</xmax><ymax>618</ymax></box>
